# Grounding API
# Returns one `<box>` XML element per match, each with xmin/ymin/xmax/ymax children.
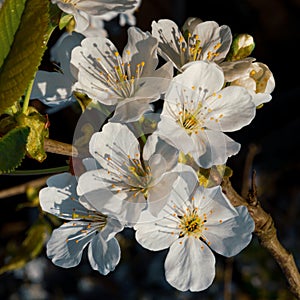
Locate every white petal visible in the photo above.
<box><xmin>31</xmin><ymin>71</ymin><xmax>73</xmax><ymax>103</ymax></box>
<box><xmin>77</xmin><ymin>169</ymin><xmax>113</xmax><ymax>196</ymax></box>
<box><xmin>123</xmin><ymin>27</ymin><xmax>158</xmax><ymax>75</ymax></box>
<box><xmin>221</xmin><ymin>58</ymin><xmax>254</xmax><ymax>82</ymax></box>
<box><xmin>178</xmin><ymin>61</ymin><xmax>224</xmax><ymax>96</ymax></box>
<box><xmin>143</xmin><ymin>134</ymin><xmax>179</xmax><ymax>174</ymax></box>
<box><xmin>169</xmin><ymin>165</ymin><xmax>200</xmax><ymax>208</ymax></box>
<box><xmin>252</xmin><ymin>92</ymin><xmax>272</xmax><ymax>106</ymax></box>
<box><xmin>88</xmin><ymin>235</ymin><xmax>121</xmax><ymax>275</ymax></box>
<box><xmin>192</xmin><ymin>130</ymin><xmax>240</xmax><ymax>168</ymax></box>
<box><xmin>70</xmin><ymin>37</ymin><xmax>120</xmax><ymax>105</ymax></box>
<box><xmin>101</xmin><ymin>217</ymin><xmax>124</xmax><ymax>241</ymax></box>
<box><xmin>156</xmin><ymin>116</ymin><xmax>194</xmax><ymax>155</ymax></box>
<box><xmin>50</xmin><ymin>31</ymin><xmax>84</xmax><ymax>79</ymax></box>
<box><xmin>193</xmin><ymin>21</ymin><xmax>232</xmax><ymax>63</ymax></box>
<box><xmin>89</xmin><ymin>122</ymin><xmax>140</xmax><ymax>170</ymax></box>
<box><xmin>46</xmin><ymin>221</ymin><xmax>94</xmax><ymax>268</ymax></box>
<box><xmin>135</xmin><ymin>210</ymin><xmax>178</xmax><ymax>251</ymax></box>
<box><xmin>204</xmin><ymin>206</ymin><xmax>255</xmax><ymax>257</ymax></box>
<box><xmin>197</xmin><ymin>186</ymin><xmax>239</xmax><ymax>222</ymax></box>
<box><xmin>165</xmin><ymin>237</ymin><xmax>216</xmax><ymax>291</ymax></box>
<box><xmin>39</xmin><ymin>173</ymin><xmax>84</xmax><ymax>220</ymax></box>
<box><xmin>203</xmin><ymin>85</ymin><xmax>256</xmax><ymax>132</ymax></box>
<box><xmin>81</xmin><ymin>189</ymin><xmax>146</xmax><ymax>226</ymax></box>
<box><xmin>151</xmin><ymin>19</ymin><xmax>186</xmax><ymax>70</ymax></box>
<box><xmin>109</xmin><ymin>98</ymin><xmax>153</xmax><ymax>123</ymax></box>
<box><xmin>76</xmin><ymin>0</ymin><xmax>138</xmax><ymax>16</ymax></box>
<box><xmin>147</xmin><ymin>171</ymin><xmax>179</xmax><ymax>216</ymax></box>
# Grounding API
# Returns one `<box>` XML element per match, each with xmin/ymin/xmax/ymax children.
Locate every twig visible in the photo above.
<box><xmin>222</xmin><ymin>173</ymin><xmax>300</xmax><ymax>299</ymax></box>
<box><xmin>224</xmin><ymin>257</ymin><xmax>234</xmax><ymax>300</ymax></box>
<box><xmin>0</xmin><ymin>176</ymin><xmax>49</xmax><ymax>199</ymax></box>
<box><xmin>44</xmin><ymin>138</ymin><xmax>78</xmax><ymax>157</ymax></box>
<box><xmin>241</xmin><ymin>143</ymin><xmax>260</xmax><ymax>198</ymax></box>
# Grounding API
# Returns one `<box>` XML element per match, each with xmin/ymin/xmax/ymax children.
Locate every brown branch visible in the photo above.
<box><xmin>241</xmin><ymin>143</ymin><xmax>260</xmax><ymax>198</ymax></box>
<box><xmin>44</xmin><ymin>138</ymin><xmax>78</xmax><ymax>157</ymax></box>
<box><xmin>0</xmin><ymin>176</ymin><xmax>49</xmax><ymax>199</ymax></box>
<box><xmin>222</xmin><ymin>173</ymin><xmax>300</xmax><ymax>299</ymax></box>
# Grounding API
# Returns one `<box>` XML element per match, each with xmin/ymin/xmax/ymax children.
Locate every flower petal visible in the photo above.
<box><xmin>39</xmin><ymin>173</ymin><xmax>84</xmax><ymax>220</ymax></box>
<box><xmin>109</xmin><ymin>98</ymin><xmax>153</xmax><ymax>123</ymax></box>
<box><xmin>156</xmin><ymin>116</ymin><xmax>195</xmax><ymax>155</ymax></box>
<box><xmin>31</xmin><ymin>71</ymin><xmax>73</xmax><ymax>104</ymax></box>
<box><xmin>123</xmin><ymin>26</ymin><xmax>158</xmax><ymax>75</ymax></box>
<box><xmin>203</xmin><ymin>85</ymin><xmax>256</xmax><ymax>132</ymax></box>
<box><xmin>46</xmin><ymin>221</ymin><xmax>94</xmax><ymax>268</ymax></box>
<box><xmin>193</xmin><ymin>21</ymin><xmax>232</xmax><ymax>63</ymax></box>
<box><xmin>165</xmin><ymin>237</ymin><xmax>216</xmax><ymax>291</ymax></box>
<box><xmin>135</xmin><ymin>210</ymin><xmax>178</xmax><ymax>251</ymax></box>
<box><xmin>178</xmin><ymin>61</ymin><xmax>224</xmax><ymax>96</ymax></box>
<box><xmin>88</xmin><ymin>235</ymin><xmax>121</xmax><ymax>275</ymax></box>
<box><xmin>89</xmin><ymin>122</ymin><xmax>140</xmax><ymax>170</ymax></box>
<box><xmin>192</xmin><ymin>130</ymin><xmax>240</xmax><ymax>168</ymax></box>
<box><xmin>204</xmin><ymin>205</ymin><xmax>255</xmax><ymax>257</ymax></box>
<box><xmin>143</xmin><ymin>134</ymin><xmax>179</xmax><ymax>175</ymax></box>
<box><xmin>151</xmin><ymin>19</ymin><xmax>186</xmax><ymax>70</ymax></box>
<box><xmin>147</xmin><ymin>171</ymin><xmax>179</xmax><ymax>216</ymax></box>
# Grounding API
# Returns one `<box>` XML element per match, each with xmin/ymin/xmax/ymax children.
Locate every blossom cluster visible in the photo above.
<box><xmin>38</xmin><ymin>0</ymin><xmax>275</xmax><ymax>292</ymax></box>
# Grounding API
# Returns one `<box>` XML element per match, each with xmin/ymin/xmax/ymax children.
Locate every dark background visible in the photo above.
<box><xmin>1</xmin><ymin>0</ymin><xmax>300</xmax><ymax>299</ymax></box>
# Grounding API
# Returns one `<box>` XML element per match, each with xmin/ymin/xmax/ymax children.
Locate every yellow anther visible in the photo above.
<box><xmin>214</xmin><ymin>42</ymin><xmax>222</xmax><ymax>50</ymax></box>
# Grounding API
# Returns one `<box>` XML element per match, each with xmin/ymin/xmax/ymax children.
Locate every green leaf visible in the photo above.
<box><xmin>0</xmin><ymin>220</ymin><xmax>50</xmax><ymax>275</ymax></box>
<box><xmin>0</xmin><ymin>126</ymin><xmax>30</xmax><ymax>174</ymax></box>
<box><xmin>0</xmin><ymin>0</ymin><xmax>50</xmax><ymax>114</ymax></box>
<box><xmin>16</xmin><ymin>107</ymin><xmax>49</xmax><ymax>163</ymax></box>
<box><xmin>0</xmin><ymin>0</ymin><xmax>26</xmax><ymax>68</ymax></box>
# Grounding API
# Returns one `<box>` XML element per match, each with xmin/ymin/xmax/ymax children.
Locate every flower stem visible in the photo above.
<box><xmin>22</xmin><ymin>79</ymin><xmax>34</xmax><ymax>114</ymax></box>
<box><xmin>8</xmin><ymin>166</ymin><xmax>69</xmax><ymax>176</ymax></box>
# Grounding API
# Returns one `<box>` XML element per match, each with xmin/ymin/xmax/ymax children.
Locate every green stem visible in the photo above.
<box><xmin>7</xmin><ymin>165</ymin><xmax>69</xmax><ymax>176</ymax></box>
<box><xmin>22</xmin><ymin>79</ymin><xmax>34</xmax><ymax>114</ymax></box>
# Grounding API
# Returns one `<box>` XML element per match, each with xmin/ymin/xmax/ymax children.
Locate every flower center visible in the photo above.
<box><xmin>90</xmin><ymin>45</ymin><xmax>145</xmax><ymax>99</ymax></box>
<box><xmin>177</xmin><ymin>105</ymin><xmax>204</xmax><ymax>135</ymax></box>
<box><xmin>65</xmin><ymin>209</ymin><xmax>108</xmax><ymax>244</ymax></box>
<box><xmin>95</xmin><ymin>142</ymin><xmax>152</xmax><ymax>199</ymax></box>
<box><xmin>180</xmin><ymin>32</ymin><xmax>222</xmax><ymax>63</ymax></box>
<box><xmin>178</xmin><ymin>208</ymin><xmax>207</xmax><ymax>238</ymax></box>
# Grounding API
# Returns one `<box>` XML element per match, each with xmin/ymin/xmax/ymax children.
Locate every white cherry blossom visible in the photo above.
<box><xmin>39</xmin><ymin>172</ymin><xmax>123</xmax><ymax>275</ymax></box>
<box><xmin>226</xmin><ymin>60</ymin><xmax>275</xmax><ymax>107</ymax></box>
<box><xmin>135</xmin><ymin>168</ymin><xmax>255</xmax><ymax>292</ymax></box>
<box><xmin>77</xmin><ymin>122</ymin><xmax>179</xmax><ymax>225</ymax></box>
<box><xmin>71</xmin><ymin>26</ymin><xmax>173</xmax><ymax>122</ymax></box>
<box><xmin>152</xmin><ymin>18</ymin><xmax>232</xmax><ymax>71</ymax></box>
<box><xmin>30</xmin><ymin>32</ymin><xmax>84</xmax><ymax>108</ymax></box>
<box><xmin>156</xmin><ymin>60</ymin><xmax>256</xmax><ymax>168</ymax></box>
<box><xmin>51</xmin><ymin>0</ymin><xmax>138</xmax><ymax>34</ymax></box>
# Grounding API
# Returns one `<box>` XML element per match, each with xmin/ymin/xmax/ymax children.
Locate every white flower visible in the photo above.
<box><xmin>79</xmin><ymin>15</ymin><xmax>108</xmax><ymax>37</ymax></box>
<box><xmin>71</xmin><ymin>26</ymin><xmax>173</xmax><ymax>122</ymax></box>
<box><xmin>134</xmin><ymin>169</ymin><xmax>255</xmax><ymax>292</ymax></box>
<box><xmin>39</xmin><ymin>172</ymin><xmax>123</xmax><ymax>275</ymax></box>
<box><xmin>156</xmin><ymin>60</ymin><xmax>256</xmax><ymax>168</ymax></box>
<box><xmin>30</xmin><ymin>32</ymin><xmax>84</xmax><ymax>108</ymax></box>
<box><xmin>99</xmin><ymin>0</ymin><xmax>142</xmax><ymax>27</ymax></box>
<box><xmin>51</xmin><ymin>0</ymin><xmax>138</xmax><ymax>34</ymax></box>
<box><xmin>226</xmin><ymin>60</ymin><xmax>275</xmax><ymax>107</ymax></box>
<box><xmin>152</xmin><ymin>18</ymin><xmax>232</xmax><ymax>71</ymax></box>
<box><xmin>77</xmin><ymin>122</ymin><xmax>179</xmax><ymax>225</ymax></box>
